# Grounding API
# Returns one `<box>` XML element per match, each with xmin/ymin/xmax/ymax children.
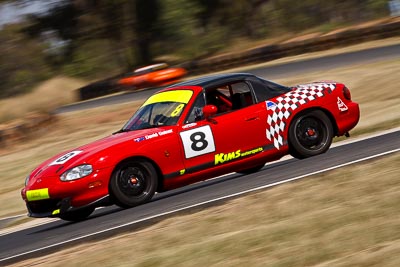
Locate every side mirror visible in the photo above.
<box><xmin>203</xmin><ymin>105</ymin><xmax>217</xmax><ymax>119</ymax></box>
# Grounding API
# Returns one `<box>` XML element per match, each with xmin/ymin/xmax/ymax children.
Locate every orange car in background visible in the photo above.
<box><xmin>117</xmin><ymin>63</ymin><xmax>186</xmax><ymax>89</ymax></box>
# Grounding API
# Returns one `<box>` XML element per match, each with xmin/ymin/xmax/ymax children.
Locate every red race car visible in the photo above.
<box><xmin>21</xmin><ymin>73</ymin><xmax>359</xmax><ymax>221</ymax></box>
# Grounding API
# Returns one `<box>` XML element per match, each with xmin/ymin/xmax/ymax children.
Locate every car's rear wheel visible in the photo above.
<box><xmin>59</xmin><ymin>206</ymin><xmax>95</xmax><ymax>222</ymax></box>
<box><xmin>288</xmin><ymin>110</ymin><xmax>333</xmax><ymax>159</ymax></box>
<box><xmin>110</xmin><ymin>159</ymin><xmax>158</xmax><ymax>208</ymax></box>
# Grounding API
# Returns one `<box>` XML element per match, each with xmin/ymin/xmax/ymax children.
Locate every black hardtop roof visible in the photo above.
<box><xmin>167</xmin><ymin>73</ymin><xmax>258</xmax><ymax>89</ymax></box>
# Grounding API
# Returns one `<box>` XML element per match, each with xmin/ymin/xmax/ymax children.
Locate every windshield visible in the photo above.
<box><xmin>122</xmin><ymin>90</ymin><xmax>193</xmax><ymax>131</ymax></box>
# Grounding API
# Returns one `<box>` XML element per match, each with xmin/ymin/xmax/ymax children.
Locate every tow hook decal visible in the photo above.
<box><xmin>337</xmin><ymin>97</ymin><xmax>348</xmax><ymax>112</ymax></box>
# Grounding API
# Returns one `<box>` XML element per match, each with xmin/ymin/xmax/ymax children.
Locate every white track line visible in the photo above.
<box><xmin>0</xmin><ymin>218</ymin><xmax>59</xmax><ymax>237</ymax></box>
<box><xmin>331</xmin><ymin>126</ymin><xmax>400</xmax><ymax>148</ymax></box>
<box><xmin>0</xmin><ymin>214</ymin><xmax>25</xmax><ymax>221</ymax></box>
<box><xmin>1</xmin><ymin>147</ymin><xmax>399</xmax><ymax>263</ymax></box>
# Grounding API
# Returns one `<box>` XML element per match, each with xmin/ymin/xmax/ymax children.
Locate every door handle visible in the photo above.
<box><xmin>245</xmin><ymin>116</ymin><xmax>259</xmax><ymax>121</ymax></box>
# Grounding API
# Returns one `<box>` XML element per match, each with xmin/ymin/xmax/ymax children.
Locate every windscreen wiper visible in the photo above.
<box><xmin>112</xmin><ymin>128</ymin><xmax>132</xmax><ymax>135</ymax></box>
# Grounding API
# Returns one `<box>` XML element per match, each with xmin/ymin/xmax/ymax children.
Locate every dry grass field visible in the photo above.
<box><xmin>0</xmin><ymin>76</ymin><xmax>86</xmax><ymax>123</ymax></box>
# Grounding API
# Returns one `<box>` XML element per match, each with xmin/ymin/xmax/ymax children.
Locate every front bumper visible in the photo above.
<box><xmin>22</xmin><ymin>166</ymin><xmax>114</xmax><ymax>218</ymax></box>
<box><xmin>26</xmin><ymin>195</ymin><xmax>110</xmax><ymax>218</ymax></box>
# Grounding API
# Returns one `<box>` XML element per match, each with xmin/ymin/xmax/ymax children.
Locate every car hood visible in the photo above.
<box><xmin>29</xmin><ymin>127</ymin><xmax>173</xmax><ymax>179</ymax></box>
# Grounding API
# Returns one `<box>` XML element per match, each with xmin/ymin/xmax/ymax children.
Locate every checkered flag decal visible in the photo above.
<box><xmin>266</xmin><ymin>83</ymin><xmax>336</xmax><ymax>150</ymax></box>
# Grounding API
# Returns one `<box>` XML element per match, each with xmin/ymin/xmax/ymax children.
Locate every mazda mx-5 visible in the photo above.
<box><xmin>21</xmin><ymin>73</ymin><xmax>360</xmax><ymax>221</ymax></box>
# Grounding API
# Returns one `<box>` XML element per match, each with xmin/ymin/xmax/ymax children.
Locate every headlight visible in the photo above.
<box><xmin>60</xmin><ymin>164</ymin><xmax>93</xmax><ymax>181</ymax></box>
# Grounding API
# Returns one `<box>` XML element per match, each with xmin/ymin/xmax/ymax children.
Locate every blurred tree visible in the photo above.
<box><xmin>23</xmin><ymin>1</ymin><xmax>79</xmax><ymax>67</ymax></box>
<box><xmin>0</xmin><ymin>24</ymin><xmax>52</xmax><ymax>97</ymax></box>
<box><xmin>195</xmin><ymin>0</ymin><xmax>221</xmax><ymax>29</ymax></box>
<box><xmin>131</xmin><ymin>0</ymin><xmax>161</xmax><ymax>65</ymax></box>
<box><xmin>0</xmin><ymin>0</ymin><xmax>392</xmax><ymax>98</ymax></box>
<box><xmin>22</xmin><ymin>0</ymin><xmax>162</xmax><ymax>68</ymax></box>
<box><xmin>217</xmin><ymin>0</ymin><xmax>271</xmax><ymax>38</ymax></box>
<box><xmin>366</xmin><ymin>0</ymin><xmax>390</xmax><ymax>17</ymax></box>
<box><xmin>96</xmin><ymin>0</ymin><xmax>132</xmax><ymax>69</ymax></box>
<box><xmin>73</xmin><ymin>0</ymin><xmax>134</xmax><ymax>70</ymax></box>
<box><xmin>158</xmin><ymin>0</ymin><xmax>212</xmax><ymax>59</ymax></box>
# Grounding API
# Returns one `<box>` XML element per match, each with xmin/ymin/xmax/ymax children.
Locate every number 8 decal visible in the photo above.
<box><xmin>180</xmin><ymin>125</ymin><xmax>215</xmax><ymax>158</ymax></box>
<box><xmin>171</xmin><ymin>104</ymin><xmax>184</xmax><ymax>117</ymax></box>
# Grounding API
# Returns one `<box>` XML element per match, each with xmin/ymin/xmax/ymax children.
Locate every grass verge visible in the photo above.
<box><xmin>0</xmin><ymin>76</ymin><xmax>86</xmax><ymax>123</ymax></box>
<box><xmin>8</xmin><ymin>152</ymin><xmax>400</xmax><ymax>267</ymax></box>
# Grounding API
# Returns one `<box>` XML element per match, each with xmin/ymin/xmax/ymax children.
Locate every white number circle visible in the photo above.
<box><xmin>49</xmin><ymin>150</ymin><xmax>82</xmax><ymax>166</ymax></box>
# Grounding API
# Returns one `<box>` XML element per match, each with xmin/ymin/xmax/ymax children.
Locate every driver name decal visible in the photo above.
<box><xmin>134</xmin><ymin>129</ymin><xmax>173</xmax><ymax>142</ymax></box>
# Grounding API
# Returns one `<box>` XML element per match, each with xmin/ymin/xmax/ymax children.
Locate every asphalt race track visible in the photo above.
<box><xmin>1</xmin><ymin>130</ymin><xmax>399</xmax><ymax>265</ymax></box>
<box><xmin>55</xmin><ymin>43</ymin><xmax>400</xmax><ymax>114</ymax></box>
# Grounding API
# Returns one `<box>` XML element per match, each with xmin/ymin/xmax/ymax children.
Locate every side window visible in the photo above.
<box><xmin>203</xmin><ymin>81</ymin><xmax>255</xmax><ymax>115</ymax></box>
<box><xmin>206</xmin><ymin>87</ymin><xmax>232</xmax><ymax>114</ymax></box>
<box><xmin>251</xmin><ymin>80</ymin><xmax>276</xmax><ymax>101</ymax></box>
<box><xmin>230</xmin><ymin>82</ymin><xmax>254</xmax><ymax>110</ymax></box>
<box><xmin>250</xmin><ymin>79</ymin><xmax>291</xmax><ymax>101</ymax></box>
<box><xmin>185</xmin><ymin>94</ymin><xmax>206</xmax><ymax>123</ymax></box>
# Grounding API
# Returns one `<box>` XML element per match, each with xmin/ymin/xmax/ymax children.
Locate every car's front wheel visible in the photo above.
<box><xmin>288</xmin><ymin>110</ymin><xmax>333</xmax><ymax>159</ymax></box>
<box><xmin>109</xmin><ymin>159</ymin><xmax>158</xmax><ymax>208</ymax></box>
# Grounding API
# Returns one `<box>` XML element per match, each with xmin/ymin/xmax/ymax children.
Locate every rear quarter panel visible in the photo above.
<box><xmin>267</xmin><ymin>82</ymin><xmax>360</xmax><ymax>146</ymax></box>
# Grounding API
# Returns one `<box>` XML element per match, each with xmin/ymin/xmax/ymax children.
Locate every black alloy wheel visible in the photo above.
<box><xmin>110</xmin><ymin>160</ymin><xmax>158</xmax><ymax>208</ymax></box>
<box><xmin>288</xmin><ymin>110</ymin><xmax>333</xmax><ymax>159</ymax></box>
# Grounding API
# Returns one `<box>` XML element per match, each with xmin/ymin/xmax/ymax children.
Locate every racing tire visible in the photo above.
<box><xmin>110</xmin><ymin>160</ymin><xmax>158</xmax><ymax>208</ymax></box>
<box><xmin>59</xmin><ymin>207</ymin><xmax>95</xmax><ymax>222</ymax></box>
<box><xmin>237</xmin><ymin>163</ymin><xmax>265</xmax><ymax>175</ymax></box>
<box><xmin>288</xmin><ymin>110</ymin><xmax>333</xmax><ymax>159</ymax></box>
